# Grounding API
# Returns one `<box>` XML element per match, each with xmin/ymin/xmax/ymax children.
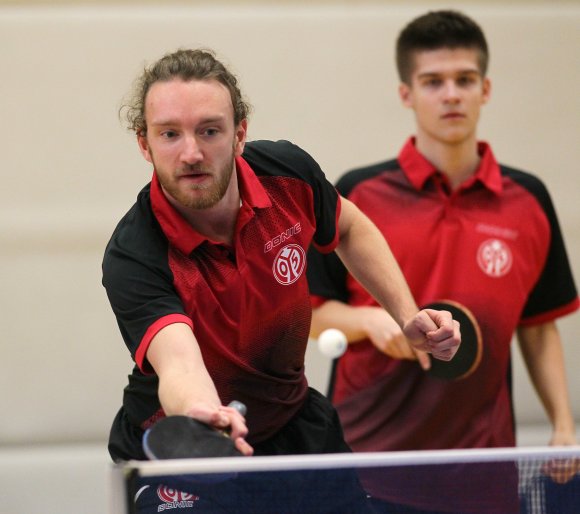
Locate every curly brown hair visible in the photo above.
<box><xmin>121</xmin><ymin>48</ymin><xmax>251</xmax><ymax>135</ymax></box>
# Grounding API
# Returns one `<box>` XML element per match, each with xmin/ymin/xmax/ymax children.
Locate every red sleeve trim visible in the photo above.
<box><xmin>310</xmin><ymin>294</ymin><xmax>329</xmax><ymax>309</ymax></box>
<box><xmin>519</xmin><ymin>297</ymin><xmax>580</xmax><ymax>326</ymax></box>
<box><xmin>313</xmin><ymin>195</ymin><xmax>342</xmax><ymax>254</ymax></box>
<box><xmin>135</xmin><ymin>314</ymin><xmax>194</xmax><ymax>374</ymax></box>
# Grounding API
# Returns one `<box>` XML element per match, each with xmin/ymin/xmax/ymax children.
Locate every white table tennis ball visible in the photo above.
<box><xmin>318</xmin><ymin>328</ymin><xmax>348</xmax><ymax>358</ymax></box>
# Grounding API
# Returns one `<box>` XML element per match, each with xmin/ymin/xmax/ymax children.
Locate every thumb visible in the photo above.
<box><xmin>415</xmin><ymin>349</ymin><xmax>431</xmax><ymax>370</ymax></box>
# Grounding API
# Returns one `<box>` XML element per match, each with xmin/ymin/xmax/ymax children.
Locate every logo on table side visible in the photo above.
<box><xmin>273</xmin><ymin>244</ymin><xmax>306</xmax><ymax>285</ymax></box>
<box><xmin>477</xmin><ymin>239</ymin><xmax>512</xmax><ymax>278</ymax></box>
<box><xmin>156</xmin><ymin>486</ymin><xmax>199</xmax><ymax>511</ymax></box>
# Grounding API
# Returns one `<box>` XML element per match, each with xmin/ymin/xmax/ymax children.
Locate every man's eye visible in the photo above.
<box><xmin>425</xmin><ymin>79</ymin><xmax>442</xmax><ymax>87</ymax></box>
<box><xmin>161</xmin><ymin>131</ymin><xmax>177</xmax><ymax>139</ymax></box>
<box><xmin>457</xmin><ymin>76</ymin><xmax>476</xmax><ymax>86</ymax></box>
<box><xmin>204</xmin><ymin>128</ymin><xmax>219</xmax><ymax>136</ymax></box>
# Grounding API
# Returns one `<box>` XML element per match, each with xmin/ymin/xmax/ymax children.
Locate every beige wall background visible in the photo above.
<box><xmin>1</xmin><ymin>2</ymin><xmax>578</xmax><ymax>448</ymax></box>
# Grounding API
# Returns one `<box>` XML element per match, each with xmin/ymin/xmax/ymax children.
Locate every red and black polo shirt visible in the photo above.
<box><xmin>308</xmin><ymin>137</ymin><xmax>579</xmax><ymax>452</ymax></box>
<box><xmin>103</xmin><ymin>140</ymin><xmax>340</xmax><ymax>452</ymax></box>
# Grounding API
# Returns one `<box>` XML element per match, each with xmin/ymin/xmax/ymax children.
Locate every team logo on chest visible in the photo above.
<box><xmin>477</xmin><ymin>238</ymin><xmax>513</xmax><ymax>278</ymax></box>
<box><xmin>273</xmin><ymin>244</ymin><xmax>306</xmax><ymax>285</ymax></box>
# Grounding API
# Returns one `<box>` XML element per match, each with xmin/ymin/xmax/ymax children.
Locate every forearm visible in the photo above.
<box><xmin>335</xmin><ymin>199</ymin><xmax>418</xmax><ymax>328</ymax></box>
<box><xmin>517</xmin><ymin>322</ymin><xmax>577</xmax><ymax>443</ymax></box>
<box><xmin>311</xmin><ymin>300</ymin><xmax>375</xmax><ymax>341</ymax></box>
<box><xmin>311</xmin><ymin>299</ymin><xmax>422</xmax><ymax>362</ymax></box>
<box><xmin>157</xmin><ymin>367</ymin><xmax>221</xmax><ymax>416</ymax></box>
<box><xmin>147</xmin><ymin>322</ymin><xmax>222</xmax><ymax>416</ymax></box>
<box><xmin>146</xmin><ymin>322</ymin><xmax>253</xmax><ymax>455</ymax></box>
<box><xmin>328</xmin><ymin>197</ymin><xmax>459</xmax><ymax>363</ymax></box>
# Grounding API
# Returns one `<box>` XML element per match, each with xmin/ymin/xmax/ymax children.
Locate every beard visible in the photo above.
<box><xmin>154</xmin><ymin>152</ymin><xmax>235</xmax><ymax>211</ymax></box>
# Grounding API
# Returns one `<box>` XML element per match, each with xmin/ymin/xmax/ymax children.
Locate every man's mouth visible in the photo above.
<box><xmin>178</xmin><ymin>167</ymin><xmax>210</xmax><ymax>178</ymax></box>
<box><xmin>441</xmin><ymin>112</ymin><xmax>465</xmax><ymax>119</ymax></box>
<box><xmin>177</xmin><ymin>170</ymin><xmax>211</xmax><ymax>186</ymax></box>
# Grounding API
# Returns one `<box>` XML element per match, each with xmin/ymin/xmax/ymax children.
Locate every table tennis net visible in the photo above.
<box><xmin>111</xmin><ymin>447</ymin><xmax>580</xmax><ymax>514</ymax></box>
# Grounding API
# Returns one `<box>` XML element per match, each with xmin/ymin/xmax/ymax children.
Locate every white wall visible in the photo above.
<box><xmin>1</xmin><ymin>3</ymin><xmax>578</xmax><ymax>451</ymax></box>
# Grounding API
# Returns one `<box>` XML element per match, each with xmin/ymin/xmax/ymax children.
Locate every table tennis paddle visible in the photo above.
<box><xmin>422</xmin><ymin>300</ymin><xmax>482</xmax><ymax>381</ymax></box>
<box><xmin>143</xmin><ymin>400</ymin><xmax>248</xmax><ymax>460</ymax></box>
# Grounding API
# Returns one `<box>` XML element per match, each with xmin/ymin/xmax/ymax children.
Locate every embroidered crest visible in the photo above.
<box><xmin>477</xmin><ymin>239</ymin><xmax>512</xmax><ymax>277</ymax></box>
<box><xmin>273</xmin><ymin>244</ymin><xmax>306</xmax><ymax>285</ymax></box>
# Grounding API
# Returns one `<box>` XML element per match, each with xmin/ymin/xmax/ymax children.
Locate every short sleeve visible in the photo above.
<box><xmin>511</xmin><ymin>172</ymin><xmax>579</xmax><ymax>322</ymax></box>
<box><xmin>102</xmin><ymin>198</ymin><xmax>191</xmax><ymax>373</ymax></box>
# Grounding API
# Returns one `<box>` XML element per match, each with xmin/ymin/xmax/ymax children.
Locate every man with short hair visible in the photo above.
<box><xmin>308</xmin><ymin>10</ymin><xmax>578</xmax><ymax>513</ymax></box>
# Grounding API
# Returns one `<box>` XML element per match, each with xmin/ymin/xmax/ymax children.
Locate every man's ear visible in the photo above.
<box><xmin>481</xmin><ymin>77</ymin><xmax>492</xmax><ymax>105</ymax></box>
<box><xmin>234</xmin><ymin>119</ymin><xmax>248</xmax><ymax>156</ymax></box>
<box><xmin>399</xmin><ymin>82</ymin><xmax>413</xmax><ymax>109</ymax></box>
<box><xmin>137</xmin><ymin>133</ymin><xmax>153</xmax><ymax>163</ymax></box>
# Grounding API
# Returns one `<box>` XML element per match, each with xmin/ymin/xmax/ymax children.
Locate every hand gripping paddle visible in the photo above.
<box><xmin>422</xmin><ymin>300</ymin><xmax>483</xmax><ymax>381</ymax></box>
<box><xmin>143</xmin><ymin>400</ymin><xmax>247</xmax><ymax>460</ymax></box>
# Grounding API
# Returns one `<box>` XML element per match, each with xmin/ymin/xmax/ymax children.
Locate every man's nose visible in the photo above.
<box><xmin>442</xmin><ymin>80</ymin><xmax>461</xmax><ymax>103</ymax></box>
<box><xmin>181</xmin><ymin>135</ymin><xmax>203</xmax><ymax>163</ymax></box>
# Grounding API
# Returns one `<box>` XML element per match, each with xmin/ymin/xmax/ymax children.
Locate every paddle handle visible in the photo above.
<box><xmin>227</xmin><ymin>400</ymin><xmax>247</xmax><ymax>417</ymax></box>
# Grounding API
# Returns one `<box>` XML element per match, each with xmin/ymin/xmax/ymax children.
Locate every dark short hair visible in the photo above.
<box><xmin>121</xmin><ymin>48</ymin><xmax>251</xmax><ymax>135</ymax></box>
<box><xmin>396</xmin><ymin>10</ymin><xmax>489</xmax><ymax>84</ymax></box>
